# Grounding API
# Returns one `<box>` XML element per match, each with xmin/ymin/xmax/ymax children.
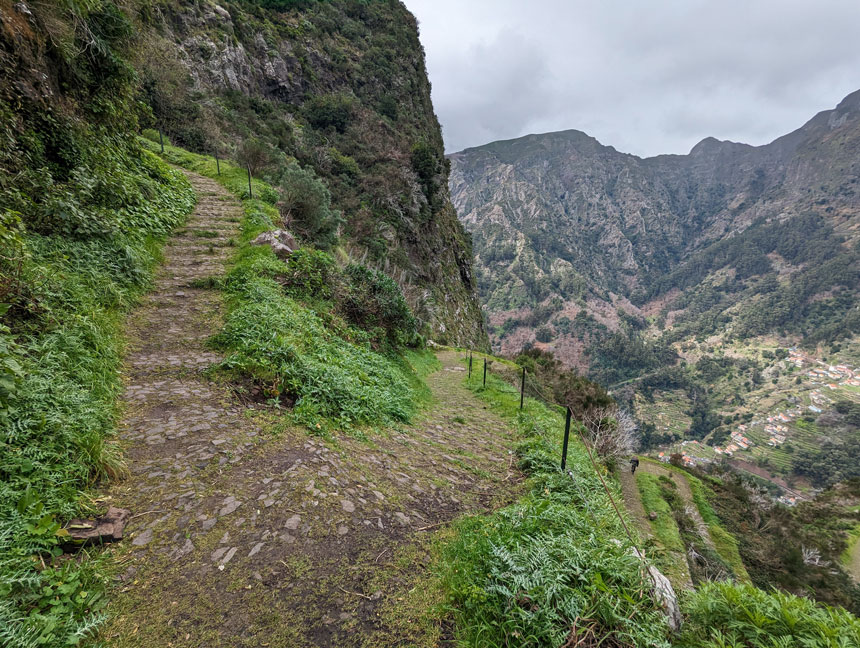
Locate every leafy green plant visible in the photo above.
<box><xmin>677</xmin><ymin>581</ymin><xmax>860</xmax><ymax>647</ymax></box>
<box><xmin>280</xmin><ymin>247</ymin><xmax>337</xmax><ymax>300</ymax></box>
<box><xmin>0</xmin><ymin>306</ymin><xmax>22</xmax><ymax>422</ymax></box>
<box><xmin>277</xmin><ymin>162</ymin><xmax>342</xmax><ymax>249</ymax></box>
<box><xmin>443</xmin><ymin>363</ymin><xmax>672</xmax><ymax>647</ymax></box>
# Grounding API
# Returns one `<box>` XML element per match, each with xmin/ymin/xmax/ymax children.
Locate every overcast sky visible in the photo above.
<box><xmin>404</xmin><ymin>0</ymin><xmax>860</xmax><ymax>157</ymax></box>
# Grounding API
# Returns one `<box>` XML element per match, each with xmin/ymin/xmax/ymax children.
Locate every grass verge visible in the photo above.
<box><xmin>636</xmin><ymin>473</ymin><xmax>685</xmax><ymax>553</ymax></box>
<box><xmin>1</xmin><ymin>146</ymin><xmax>195</xmax><ymax>647</ymax></box>
<box><xmin>684</xmin><ymin>473</ymin><xmax>750</xmax><ymax>582</ymax></box>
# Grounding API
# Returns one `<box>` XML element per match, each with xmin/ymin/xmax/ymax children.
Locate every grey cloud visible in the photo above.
<box><xmin>406</xmin><ymin>0</ymin><xmax>860</xmax><ymax>156</ymax></box>
<box><xmin>431</xmin><ymin>29</ymin><xmax>556</xmax><ymax>152</ymax></box>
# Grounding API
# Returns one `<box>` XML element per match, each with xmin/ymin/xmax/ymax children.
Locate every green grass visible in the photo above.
<box><xmin>439</xmin><ymin>362</ymin><xmax>673</xmax><ymax>647</ymax></box>
<box><xmin>636</xmin><ymin>473</ymin><xmax>685</xmax><ymax>553</ymax></box>
<box><xmin>1</xmin><ymin>146</ymin><xmax>195</xmax><ymax>647</ymax></box>
<box><xmin>840</xmin><ymin>523</ymin><xmax>860</xmax><ymax>578</ymax></box>
<box><xmin>191</xmin><ymin>229</ymin><xmax>219</xmax><ymax>238</ymax></box>
<box><xmin>685</xmin><ymin>473</ymin><xmax>751</xmax><ymax>581</ymax></box>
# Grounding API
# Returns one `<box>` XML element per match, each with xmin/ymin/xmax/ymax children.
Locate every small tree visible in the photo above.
<box><xmin>237</xmin><ymin>138</ymin><xmax>272</xmax><ymax>176</ymax></box>
<box><xmin>535</xmin><ymin>326</ymin><xmax>553</xmax><ymax>343</ymax></box>
<box><xmin>278</xmin><ymin>163</ymin><xmax>341</xmax><ymax>249</ymax></box>
<box><xmin>579</xmin><ymin>405</ymin><xmax>636</xmax><ymax>468</ymax></box>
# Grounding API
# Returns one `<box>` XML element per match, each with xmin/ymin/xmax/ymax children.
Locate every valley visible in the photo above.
<box><xmin>450</xmin><ymin>90</ymin><xmax>860</xmax><ymax>498</ymax></box>
<box><xmin>636</xmin><ymin>337</ymin><xmax>860</xmax><ymax>496</ymax></box>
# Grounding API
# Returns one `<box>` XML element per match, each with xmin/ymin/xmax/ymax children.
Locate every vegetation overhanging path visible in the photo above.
<box><xmin>100</xmin><ymin>171</ymin><xmax>522</xmax><ymax>647</ymax></box>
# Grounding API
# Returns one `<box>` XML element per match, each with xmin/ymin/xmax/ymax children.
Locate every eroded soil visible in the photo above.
<box><xmin>100</xmin><ymin>172</ymin><xmax>522</xmax><ymax>647</ymax></box>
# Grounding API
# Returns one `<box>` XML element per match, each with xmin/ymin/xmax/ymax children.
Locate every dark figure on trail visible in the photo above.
<box><xmin>630</xmin><ymin>456</ymin><xmax>639</xmax><ymax>474</ymax></box>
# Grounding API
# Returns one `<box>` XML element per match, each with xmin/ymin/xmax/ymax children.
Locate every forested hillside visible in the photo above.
<box><xmin>0</xmin><ymin>0</ymin><xmax>484</xmax><ymax>644</ymax></box>
<box><xmin>450</xmin><ymin>91</ymin><xmax>860</xmax><ymax>370</ymax></box>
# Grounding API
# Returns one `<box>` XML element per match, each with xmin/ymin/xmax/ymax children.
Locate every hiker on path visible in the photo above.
<box><xmin>630</xmin><ymin>456</ymin><xmax>640</xmax><ymax>474</ymax></box>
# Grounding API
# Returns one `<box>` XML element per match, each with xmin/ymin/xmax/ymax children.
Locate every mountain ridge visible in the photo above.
<box><xmin>449</xmin><ymin>89</ymin><xmax>860</xmax><ymax>373</ymax></box>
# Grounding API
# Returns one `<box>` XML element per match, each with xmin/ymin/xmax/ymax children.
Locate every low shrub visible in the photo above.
<box><xmin>277</xmin><ymin>162</ymin><xmax>342</xmax><ymax>249</ymax></box>
<box><xmin>678</xmin><ymin>581</ymin><xmax>860</xmax><ymax>647</ymax></box>
<box><xmin>339</xmin><ymin>263</ymin><xmax>417</xmax><ymax>346</ymax></box>
<box><xmin>280</xmin><ymin>247</ymin><xmax>338</xmax><ymax>300</ymax></box>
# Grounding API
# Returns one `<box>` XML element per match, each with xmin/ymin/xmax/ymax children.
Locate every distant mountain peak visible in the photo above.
<box><xmin>688</xmin><ymin>136</ymin><xmax>751</xmax><ymax>157</ymax></box>
<box><xmin>449</xmin><ymin>88</ymin><xmax>860</xmax><ymax>368</ymax></box>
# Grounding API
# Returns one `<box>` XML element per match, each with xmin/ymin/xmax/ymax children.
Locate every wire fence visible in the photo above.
<box><xmin>460</xmin><ymin>349</ymin><xmax>644</xmax><ymax>555</ymax></box>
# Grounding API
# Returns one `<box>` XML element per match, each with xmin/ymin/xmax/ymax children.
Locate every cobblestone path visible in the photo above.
<box><xmin>101</xmin><ymin>172</ymin><xmax>522</xmax><ymax>647</ymax></box>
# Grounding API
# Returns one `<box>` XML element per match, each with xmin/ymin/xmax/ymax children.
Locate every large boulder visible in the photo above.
<box><xmin>250</xmin><ymin>229</ymin><xmax>297</xmax><ymax>259</ymax></box>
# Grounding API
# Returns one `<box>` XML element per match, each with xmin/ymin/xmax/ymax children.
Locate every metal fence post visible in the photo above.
<box><xmin>482</xmin><ymin>358</ymin><xmax>487</xmax><ymax>387</ymax></box>
<box><xmin>561</xmin><ymin>407</ymin><xmax>572</xmax><ymax>470</ymax></box>
<box><xmin>215</xmin><ymin>152</ymin><xmax>221</xmax><ymax>175</ymax></box>
<box><xmin>468</xmin><ymin>352</ymin><xmax>472</xmax><ymax>379</ymax></box>
<box><xmin>247</xmin><ymin>164</ymin><xmax>253</xmax><ymax>199</ymax></box>
<box><xmin>520</xmin><ymin>367</ymin><xmax>525</xmax><ymax>410</ymax></box>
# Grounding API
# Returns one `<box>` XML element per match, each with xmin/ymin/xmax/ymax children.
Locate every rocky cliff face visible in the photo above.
<box><xmin>135</xmin><ymin>0</ymin><xmax>486</xmax><ymax>347</ymax></box>
<box><xmin>450</xmin><ymin>92</ymin><xmax>860</xmax><ymax>373</ymax></box>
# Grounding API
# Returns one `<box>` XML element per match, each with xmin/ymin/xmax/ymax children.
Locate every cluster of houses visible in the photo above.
<box><xmin>763</xmin><ymin>411</ymin><xmax>801</xmax><ymax>446</ymax></box>
<box><xmin>714</xmin><ymin>424</ymin><xmax>754</xmax><ymax>456</ymax></box>
<box><xmin>787</xmin><ymin>348</ymin><xmax>806</xmax><ymax>368</ymax></box>
<box><xmin>789</xmin><ymin>348</ymin><xmax>859</xmax><ymax>388</ymax></box>
<box><xmin>805</xmin><ymin>362</ymin><xmax>859</xmax><ymax>388</ymax></box>
<box><xmin>808</xmin><ymin>389</ymin><xmax>832</xmax><ymax>414</ymax></box>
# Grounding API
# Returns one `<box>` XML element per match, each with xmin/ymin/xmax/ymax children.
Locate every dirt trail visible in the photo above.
<box><xmin>101</xmin><ymin>172</ymin><xmax>522</xmax><ymax>647</ymax></box>
<box><xmin>617</xmin><ymin>466</ymin><xmax>652</xmax><ymax>540</ymax></box>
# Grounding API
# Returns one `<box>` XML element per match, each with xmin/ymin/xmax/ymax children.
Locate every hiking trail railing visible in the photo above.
<box><xmin>459</xmin><ymin>348</ymin><xmax>642</xmax><ymax>553</ymax></box>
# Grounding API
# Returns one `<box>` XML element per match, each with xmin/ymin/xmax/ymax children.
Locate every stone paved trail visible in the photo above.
<box><xmin>101</xmin><ymin>172</ymin><xmax>523</xmax><ymax>647</ymax></box>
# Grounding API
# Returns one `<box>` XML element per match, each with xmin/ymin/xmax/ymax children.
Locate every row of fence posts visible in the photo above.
<box><xmin>156</xmin><ymin>128</ymin><xmax>253</xmax><ymax>198</ymax></box>
<box><xmin>466</xmin><ymin>350</ymin><xmax>572</xmax><ymax>471</ymax></box>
